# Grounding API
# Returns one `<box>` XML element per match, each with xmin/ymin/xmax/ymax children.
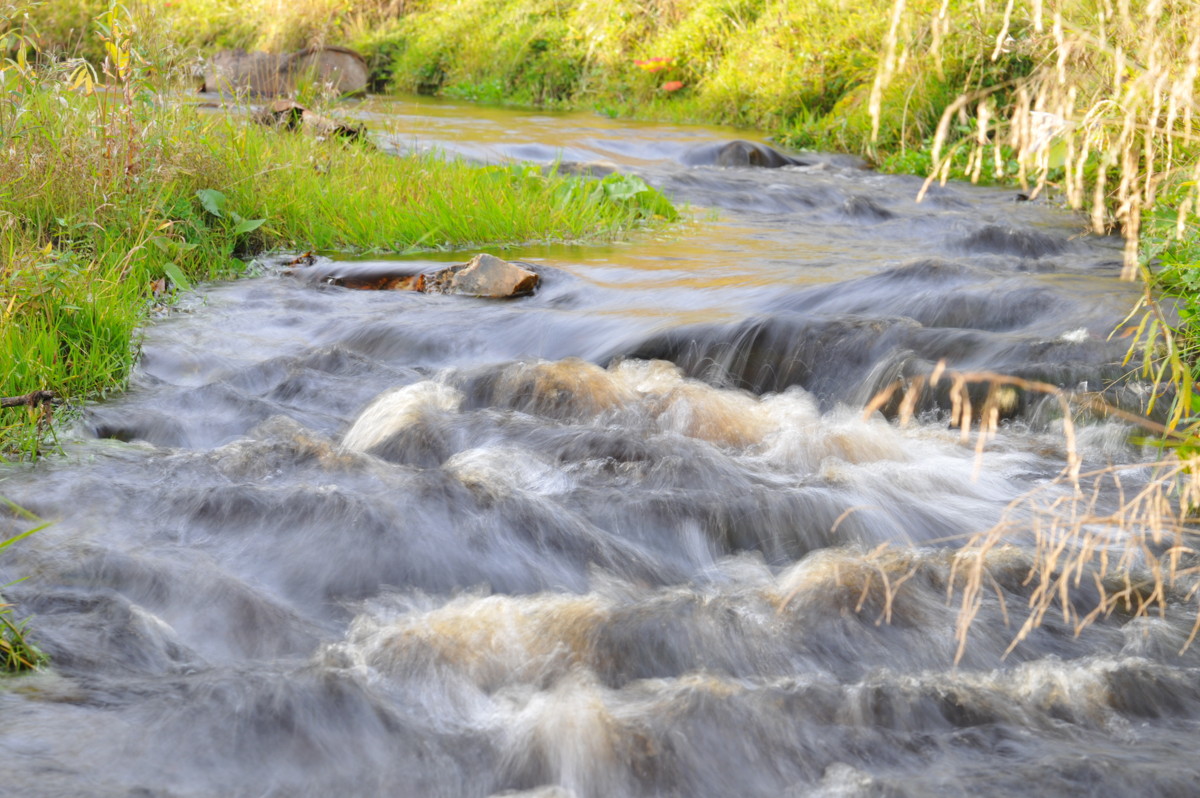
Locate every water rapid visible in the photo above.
<box><xmin>1</xmin><ymin>96</ymin><xmax>1196</xmax><ymax>798</ymax></box>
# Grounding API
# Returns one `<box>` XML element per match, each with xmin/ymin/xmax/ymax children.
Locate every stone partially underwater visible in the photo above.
<box><xmin>252</xmin><ymin>100</ymin><xmax>368</xmax><ymax>142</ymax></box>
<box><xmin>680</xmin><ymin>139</ymin><xmax>810</xmax><ymax>168</ymax></box>
<box><xmin>293</xmin><ymin>253</ymin><xmax>541</xmax><ymax>298</ymax></box>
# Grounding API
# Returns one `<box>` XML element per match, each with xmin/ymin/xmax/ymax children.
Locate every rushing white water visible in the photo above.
<box><xmin>1</xmin><ymin>96</ymin><xmax>1195</xmax><ymax>798</ymax></box>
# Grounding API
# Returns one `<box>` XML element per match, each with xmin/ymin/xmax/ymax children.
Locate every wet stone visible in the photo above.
<box><xmin>252</xmin><ymin>100</ymin><xmax>367</xmax><ymax>142</ymax></box>
<box><xmin>423</xmin><ymin>254</ymin><xmax>541</xmax><ymax>298</ymax></box>
<box><xmin>680</xmin><ymin>139</ymin><xmax>809</xmax><ymax>169</ymax></box>
<box><xmin>291</xmin><ymin>254</ymin><xmax>541</xmax><ymax>298</ymax></box>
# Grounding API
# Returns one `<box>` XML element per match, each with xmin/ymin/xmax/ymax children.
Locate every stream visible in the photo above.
<box><xmin>2</xmin><ymin>95</ymin><xmax>1198</xmax><ymax>798</ymax></box>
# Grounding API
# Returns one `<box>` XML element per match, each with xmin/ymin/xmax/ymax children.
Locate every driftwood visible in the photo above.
<box><xmin>0</xmin><ymin>391</ymin><xmax>55</xmax><ymax>409</ymax></box>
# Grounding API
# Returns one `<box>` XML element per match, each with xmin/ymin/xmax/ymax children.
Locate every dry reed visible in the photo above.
<box><xmin>859</xmin><ymin>362</ymin><xmax>1200</xmax><ymax>662</ymax></box>
<box><xmin>864</xmin><ymin>2</ymin><xmax>1200</xmax><ymax>661</ymax></box>
<box><xmin>873</xmin><ymin>0</ymin><xmax>1200</xmax><ymax>278</ymax></box>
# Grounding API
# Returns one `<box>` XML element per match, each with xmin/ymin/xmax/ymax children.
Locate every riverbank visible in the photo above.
<box><xmin>49</xmin><ymin>0</ymin><xmax>1186</xmax><ymax>416</ymax></box>
<box><xmin>0</xmin><ymin>10</ymin><xmax>675</xmax><ymax>460</ymax></box>
<box><xmin>17</xmin><ymin>1</ymin><xmax>1198</xmax><ymax>266</ymax></box>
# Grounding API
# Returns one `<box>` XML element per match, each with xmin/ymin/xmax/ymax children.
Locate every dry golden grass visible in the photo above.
<box><xmin>952</xmin><ymin>454</ymin><xmax>1200</xmax><ymax>662</ymax></box>
<box><xmin>876</xmin><ymin>0</ymin><xmax>1200</xmax><ymax>278</ymax></box>
<box><xmin>858</xmin><ymin>363</ymin><xmax>1200</xmax><ymax>662</ymax></box>
<box><xmin>862</xmin><ymin>4</ymin><xmax>1200</xmax><ymax>661</ymax></box>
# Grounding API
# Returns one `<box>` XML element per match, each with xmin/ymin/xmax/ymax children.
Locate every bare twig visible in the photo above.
<box><xmin>0</xmin><ymin>390</ymin><xmax>55</xmax><ymax>409</ymax></box>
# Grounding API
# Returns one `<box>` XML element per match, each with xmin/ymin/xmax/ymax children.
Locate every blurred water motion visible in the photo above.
<box><xmin>1</xmin><ymin>96</ymin><xmax>1192</xmax><ymax>798</ymax></box>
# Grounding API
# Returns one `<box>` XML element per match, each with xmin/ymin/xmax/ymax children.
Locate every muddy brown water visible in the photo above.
<box><xmin>2</xmin><ymin>96</ymin><xmax>1197</xmax><ymax>798</ymax></box>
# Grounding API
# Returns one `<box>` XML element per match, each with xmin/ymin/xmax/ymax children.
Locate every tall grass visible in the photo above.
<box><xmin>14</xmin><ymin>0</ymin><xmax>982</xmax><ymax>145</ymax></box>
<box><xmin>867</xmin><ymin>364</ymin><xmax>1200</xmax><ymax>659</ymax></box>
<box><xmin>875</xmin><ymin>1</ymin><xmax>1200</xmax><ymax>269</ymax></box>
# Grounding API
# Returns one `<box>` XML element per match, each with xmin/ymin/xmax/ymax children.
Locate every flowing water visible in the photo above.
<box><xmin>2</xmin><ymin>96</ymin><xmax>1198</xmax><ymax>798</ymax></box>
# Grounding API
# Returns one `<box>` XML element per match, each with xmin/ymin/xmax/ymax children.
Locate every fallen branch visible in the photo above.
<box><xmin>0</xmin><ymin>391</ymin><xmax>56</xmax><ymax>409</ymax></box>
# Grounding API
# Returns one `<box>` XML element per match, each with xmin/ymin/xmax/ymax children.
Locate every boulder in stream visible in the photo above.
<box><xmin>203</xmin><ymin>46</ymin><xmax>369</xmax><ymax>97</ymax></box>
<box><xmin>290</xmin><ymin>254</ymin><xmax>540</xmax><ymax>298</ymax></box>
<box><xmin>680</xmin><ymin>139</ymin><xmax>809</xmax><ymax>168</ymax></box>
<box><xmin>422</xmin><ymin>254</ymin><xmax>540</xmax><ymax>298</ymax></box>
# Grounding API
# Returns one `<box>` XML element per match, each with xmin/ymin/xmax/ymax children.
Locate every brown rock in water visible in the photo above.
<box><xmin>252</xmin><ymin>100</ymin><xmax>367</xmax><ymax>142</ymax></box>
<box><xmin>203</xmin><ymin>46</ymin><xmax>369</xmax><ymax>97</ymax></box>
<box><xmin>287</xmin><ymin>261</ymin><xmax>425</xmax><ymax>290</ymax></box>
<box><xmin>423</xmin><ymin>254</ymin><xmax>540</xmax><ymax>298</ymax></box>
<box><xmin>330</xmin><ymin>273</ymin><xmax>422</xmax><ymax>291</ymax></box>
<box><xmin>286</xmin><ymin>254</ymin><xmax>539</xmax><ymax>297</ymax></box>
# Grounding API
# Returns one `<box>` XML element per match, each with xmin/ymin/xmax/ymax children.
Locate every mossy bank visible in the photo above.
<box><xmin>8</xmin><ymin>0</ymin><xmax>1200</xmax><ymax>423</ymax></box>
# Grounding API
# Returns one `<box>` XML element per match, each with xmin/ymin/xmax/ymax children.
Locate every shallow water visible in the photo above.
<box><xmin>2</xmin><ymin>95</ymin><xmax>1197</xmax><ymax>798</ymax></box>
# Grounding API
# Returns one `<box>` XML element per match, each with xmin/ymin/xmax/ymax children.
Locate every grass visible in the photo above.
<box><xmin>8</xmin><ymin>0</ymin><xmax>1017</xmax><ymax>149</ymax></box>
<box><xmin>0</xmin><ymin>2</ymin><xmax>676</xmax><ymax>459</ymax></box>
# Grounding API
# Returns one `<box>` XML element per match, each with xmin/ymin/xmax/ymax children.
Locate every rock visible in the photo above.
<box><xmin>251</xmin><ymin>100</ymin><xmax>367</xmax><ymax>142</ymax></box>
<box><xmin>423</xmin><ymin>254</ymin><xmax>540</xmax><ymax>298</ymax></box>
<box><xmin>287</xmin><ymin>254</ymin><xmax>540</xmax><ymax>298</ymax></box>
<box><xmin>203</xmin><ymin>46</ymin><xmax>369</xmax><ymax>97</ymax></box>
<box><xmin>680</xmin><ymin>139</ymin><xmax>809</xmax><ymax>168</ymax></box>
<box><xmin>286</xmin><ymin>260</ymin><xmax>425</xmax><ymax>290</ymax></box>
<box><xmin>548</xmin><ymin>160</ymin><xmax>620</xmax><ymax>178</ymax></box>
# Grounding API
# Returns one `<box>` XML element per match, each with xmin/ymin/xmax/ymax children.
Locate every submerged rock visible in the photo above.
<box><xmin>423</xmin><ymin>254</ymin><xmax>540</xmax><ymax>298</ymax></box>
<box><xmin>252</xmin><ymin>100</ymin><xmax>367</xmax><ymax>142</ymax></box>
<box><xmin>680</xmin><ymin>139</ymin><xmax>809</xmax><ymax>169</ymax></box>
<box><xmin>290</xmin><ymin>254</ymin><xmax>540</xmax><ymax>298</ymax></box>
<box><xmin>549</xmin><ymin>160</ymin><xmax>620</xmax><ymax>178</ymax></box>
<box><xmin>203</xmin><ymin>46</ymin><xmax>369</xmax><ymax>97</ymax></box>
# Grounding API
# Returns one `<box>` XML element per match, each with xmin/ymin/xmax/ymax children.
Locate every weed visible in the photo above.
<box><xmin>0</xmin><ymin>505</ymin><xmax>47</xmax><ymax>673</ymax></box>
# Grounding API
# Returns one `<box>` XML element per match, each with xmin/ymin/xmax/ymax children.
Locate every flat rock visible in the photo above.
<box><xmin>286</xmin><ymin>255</ymin><xmax>540</xmax><ymax>298</ymax></box>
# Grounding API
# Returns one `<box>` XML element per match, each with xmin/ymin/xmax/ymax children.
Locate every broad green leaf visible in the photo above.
<box><xmin>602</xmin><ymin>174</ymin><xmax>649</xmax><ymax>201</ymax></box>
<box><xmin>162</xmin><ymin>262</ymin><xmax>193</xmax><ymax>292</ymax></box>
<box><xmin>195</xmin><ymin>188</ymin><xmax>226</xmax><ymax>218</ymax></box>
<box><xmin>1046</xmin><ymin>138</ymin><xmax>1069</xmax><ymax>170</ymax></box>
<box><xmin>232</xmin><ymin>218</ymin><xmax>266</xmax><ymax>235</ymax></box>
